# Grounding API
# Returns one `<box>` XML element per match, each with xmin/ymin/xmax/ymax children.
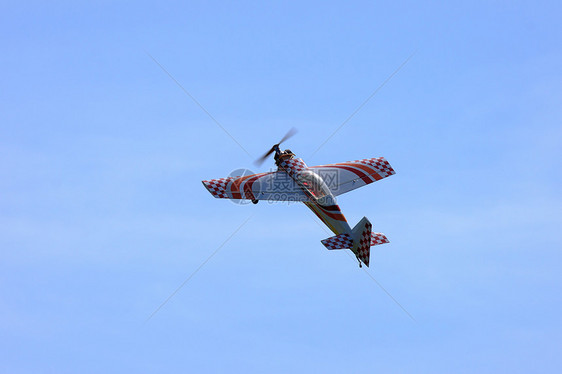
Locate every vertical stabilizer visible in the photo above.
<box><xmin>351</xmin><ymin>217</ymin><xmax>373</xmax><ymax>267</ymax></box>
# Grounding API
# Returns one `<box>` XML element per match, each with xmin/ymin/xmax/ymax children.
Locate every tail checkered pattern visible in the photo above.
<box><xmin>356</xmin><ymin>221</ymin><xmax>373</xmax><ymax>267</ymax></box>
<box><xmin>371</xmin><ymin>232</ymin><xmax>389</xmax><ymax>246</ymax></box>
<box><xmin>321</xmin><ymin>233</ymin><xmax>353</xmax><ymax>250</ymax></box>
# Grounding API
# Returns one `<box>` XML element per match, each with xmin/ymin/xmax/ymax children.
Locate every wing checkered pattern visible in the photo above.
<box><xmin>202</xmin><ymin>177</ymin><xmax>235</xmax><ymax>199</ymax></box>
<box><xmin>278</xmin><ymin>157</ymin><xmax>308</xmax><ymax>176</ymax></box>
<box><xmin>321</xmin><ymin>233</ymin><xmax>353</xmax><ymax>250</ymax></box>
<box><xmin>371</xmin><ymin>232</ymin><xmax>389</xmax><ymax>246</ymax></box>
<box><xmin>356</xmin><ymin>221</ymin><xmax>372</xmax><ymax>267</ymax></box>
<box><xmin>355</xmin><ymin>157</ymin><xmax>395</xmax><ymax>178</ymax></box>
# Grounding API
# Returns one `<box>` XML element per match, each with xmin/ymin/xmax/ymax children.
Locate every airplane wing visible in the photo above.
<box><xmin>202</xmin><ymin>171</ymin><xmax>310</xmax><ymax>202</ymax></box>
<box><xmin>308</xmin><ymin>157</ymin><xmax>395</xmax><ymax>196</ymax></box>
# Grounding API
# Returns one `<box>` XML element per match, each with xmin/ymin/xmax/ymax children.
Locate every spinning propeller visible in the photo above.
<box><xmin>254</xmin><ymin>127</ymin><xmax>297</xmax><ymax>166</ymax></box>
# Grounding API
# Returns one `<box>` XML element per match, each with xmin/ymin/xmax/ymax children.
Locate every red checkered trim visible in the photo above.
<box><xmin>356</xmin><ymin>221</ymin><xmax>372</xmax><ymax>267</ymax></box>
<box><xmin>371</xmin><ymin>232</ymin><xmax>389</xmax><ymax>246</ymax></box>
<box><xmin>321</xmin><ymin>233</ymin><xmax>353</xmax><ymax>250</ymax></box>
<box><xmin>202</xmin><ymin>177</ymin><xmax>235</xmax><ymax>198</ymax></box>
<box><xmin>279</xmin><ymin>157</ymin><xmax>308</xmax><ymax>176</ymax></box>
<box><xmin>355</xmin><ymin>157</ymin><xmax>395</xmax><ymax>178</ymax></box>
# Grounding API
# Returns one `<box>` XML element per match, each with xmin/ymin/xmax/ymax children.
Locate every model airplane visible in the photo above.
<box><xmin>202</xmin><ymin>129</ymin><xmax>395</xmax><ymax>267</ymax></box>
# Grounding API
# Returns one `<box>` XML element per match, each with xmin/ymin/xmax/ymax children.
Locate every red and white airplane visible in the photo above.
<box><xmin>202</xmin><ymin>130</ymin><xmax>395</xmax><ymax>267</ymax></box>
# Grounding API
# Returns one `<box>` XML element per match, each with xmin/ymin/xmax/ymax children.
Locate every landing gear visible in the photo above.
<box><xmin>252</xmin><ymin>199</ymin><xmax>258</xmax><ymax>204</ymax></box>
<box><xmin>358</xmin><ymin>258</ymin><xmax>362</xmax><ymax>268</ymax></box>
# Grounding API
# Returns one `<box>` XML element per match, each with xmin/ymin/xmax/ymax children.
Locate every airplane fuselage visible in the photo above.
<box><xmin>275</xmin><ymin>148</ymin><xmax>352</xmax><ymax>236</ymax></box>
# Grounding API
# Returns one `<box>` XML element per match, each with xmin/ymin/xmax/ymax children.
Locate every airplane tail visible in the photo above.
<box><xmin>320</xmin><ymin>217</ymin><xmax>389</xmax><ymax>267</ymax></box>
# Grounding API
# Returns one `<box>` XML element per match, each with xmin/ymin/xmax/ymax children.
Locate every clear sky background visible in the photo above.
<box><xmin>1</xmin><ymin>1</ymin><xmax>561</xmax><ymax>373</ymax></box>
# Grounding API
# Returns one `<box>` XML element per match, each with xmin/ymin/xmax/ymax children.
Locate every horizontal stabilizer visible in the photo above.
<box><xmin>321</xmin><ymin>233</ymin><xmax>352</xmax><ymax>250</ymax></box>
<box><xmin>371</xmin><ymin>232</ymin><xmax>389</xmax><ymax>246</ymax></box>
<box><xmin>321</xmin><ymin>232</ymin><xmax>389</xmax><ymax>251</ymax></box>
<box><xmin>320</xmin><ymin>220</ymin><xmax>390</xmax><ymax>267</ymax></box>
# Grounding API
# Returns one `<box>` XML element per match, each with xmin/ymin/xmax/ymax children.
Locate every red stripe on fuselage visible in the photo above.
<box><xmin>306</xmin><ymin>202</ymin><xmax>332</xmax><ymax>228</ymax></box>
<box><xmin>317</xmin><ymin>203</ymin><xmax>347</xmax><ymax>222</ymax></box>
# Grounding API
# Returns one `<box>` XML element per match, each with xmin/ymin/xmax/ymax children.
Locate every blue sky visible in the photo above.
<box><xmin>1</xmin><ymin>1</ymin><xmax>561</xmax><ymax>373</ymax></box>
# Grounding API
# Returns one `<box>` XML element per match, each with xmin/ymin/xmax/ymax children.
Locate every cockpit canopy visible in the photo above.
<box><xmin>296</xmin><ymin>170</ymin><xmax>336</xmax><ymax>206</ymax></box>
